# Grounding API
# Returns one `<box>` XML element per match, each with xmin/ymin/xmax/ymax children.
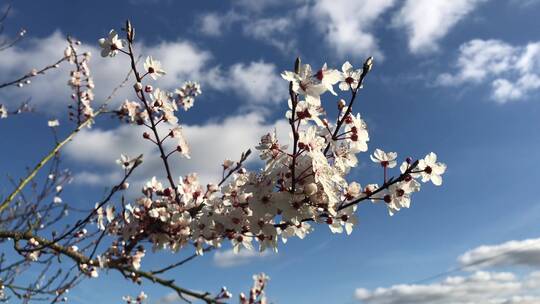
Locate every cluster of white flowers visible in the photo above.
<box><xmin>122</xmin><ymin>291</ymin><xmax>147</xmax><ymax>304</ymax></box>
<box><xmin>118</xmin><ymin>81</ymin><xmax>200</xmax><ymax>128</ymax></box>
<box><xmin>175</xmin><ymin>81</ymin><xmax>201</xmax><ymax>111</ymax></box>
<box><xmin>94</xmin><ymin>26</ymin><xmax>446</xmax><ymax>277</ymax></box>
<box><xmin>239</xmin><ymin>273</ymin><xmax>269</xmax><ymax>304</ymax></box>
<box><xmin>79</xmin><ymin>262</ymin><xmax>99</xmax><ymax>278</ymax></box>
<box><xmin>25</xmin><ymin>237</ymin><xmax>41</xmax><ymax>261</ymax></box>
<box><xmin>65</xmin><ymin>38</ymin><xmax>95</xmax><ymax>123</ymax></box>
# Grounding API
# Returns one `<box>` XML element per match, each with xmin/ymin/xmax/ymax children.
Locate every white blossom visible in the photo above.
<box><xmin>143</xmin><ymin>56</ymin><xmax>166</xmax><ymax>80</ymax></box>
<box><xmin>98</xmin><ymin>30</ymin><xmax>125</xmax><ymax>57</ymax></box>
<box><xmin>418</xmin><ymin>152</ymin><xmax>447</xmax><ymax>186</ymax></box>
<box><xmin>175</xmin><ymin>81</ymin><xmax>201</xmax><ymax>111</ymax></box>
<box><xmin>47</xmin><ymin>119</ymin><xmax>60</xmax><ymax>127</ymax></box>
<box><xmin>0</xmin><ymin>105</ymin><xmax>7</xmax><ymax>119</ymax></box>
<box><xmin>370</xmin><ymin>149</ymin><xmax>397</xmax><ymax>168</ymax></box>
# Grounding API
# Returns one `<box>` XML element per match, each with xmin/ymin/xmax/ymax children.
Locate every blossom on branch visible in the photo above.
<box><xmin>0</xmin><ymin>20</ymin><xmax>448</xmax><ymax>303</ymax></box>
<box><xmin>418</xmin><ymin>152</ymin><xmax>447</xmax><ymax>186</ymax></box>
<box><xmin>98</xmin><ymin>30</ymin><xmax>125</xmax><ymax>57</ymax></box>
<box><xmin>370</xmin><ymin>148</ymin><xmax>398</xmax><ymax>168</ymax></box>
<box><xmin>175</xmin><ymin>81</ymin><xmax>201</xmax><ymax>111</ymax></box>
<box><xmin>143</xmin><ymin>56</ymin><xmax>166</xmax><ymax>80</ymax></box>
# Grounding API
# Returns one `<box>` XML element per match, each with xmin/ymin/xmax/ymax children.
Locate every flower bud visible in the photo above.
<box><xmin>347</xmin><ymin>182</ymin><xmax>361</xmax><ymax>197</ymax></box>
<box><xmin>223</xmin><ymin>159</ymin><xmax>234</xmax><ymax>169</ymax></box>
<box><xmin>363</xmin><ymin>56</ymin><xmax>374</xmax><ymax>73</ymax></box>
<box><xmin>338</xmin><ymin>99</ymin><xmax>346</xmax><ymax>110</ymax></box>
<box><xmin>294</xmin><ymin>57</ymin><xmax>301</xmax><ymax>74</ymax></box>
<box><xmin>126</xmin><ymin>19</ymin><xmax>135</xmax><ymax>42</ymax></box>
<box><xmin>303</xmin><ymin>183</ymin><xmax>318</xmax><ymax>196</ymax></box>
<box><xmin>144</xmin><ymin>85</ymin><xmax>153</xmax><ymax>93</ymax></box>
<box><xmin>143</xmin><ymin>132</ymin><xmax>150</xmax><ymax>139</ymax></box>
<box><xmin>207</xmin><ymin>183</ymin><xmax>219</xmax><ymax>192</ymax></box>
<box><xmin>64</xmin><ymin>47</ymin><xmax>72</xmax><ymax>58</ymax></box>
<box><xmin>134</xmin><ymin>82</ymin><xmax>143</xmax><ymax>91</ymax></box>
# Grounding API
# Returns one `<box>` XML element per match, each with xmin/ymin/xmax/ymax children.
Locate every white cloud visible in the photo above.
<box><xmin>510</xmin><ymin>0</ymin><xmax>540</xmax><ymax>8</ymax></box>
<box><xmin>0</xmin><ymin>31</ymin><xmax>286</xmax><ymax>112</ymax></box>
<box><xmin>233</xmin><ymin>0</ymin><xmax>291</xmax><ymax>12</ymax></box>
<box><xmin>213</xmin><ymin>248</ymin><xmax>272</xmax><ymax>268</ymax></box>
<box><xmin>64</xmin><ymin>112</ymin><xmax>289</xmax><ymax>186</ymax></box>
<box><xmin>199</xmin><ymin>0</ymin><xmax>396</xmax><ymax>58</ymax></box>
<box><xmin>242</xmin><ymin>17</ymin><xmax>296</xmax><ymax>53</ymax></box>
<box><xmin>197</xmin><ymin>11</ymin><xmax>243</xmax><ymax>37</ymax></box>
<box><xmin>355</xmin><ymin>238</ymin><xmax>540</xmax><ymax>304</ymax></box>
<box><xmin>72</xmin><ymin>171</ymin><xmax>123</xmax><ymax>186</ymax></box>
<box><xmin>309</xmin><ymin>0</ymin><xmax>395</xmax><ymax>59</ymax></box>
<box><xmin>222</xmin><ymin>61</ymin><xmax>288</xmax><ymax>105</ymax></box>
<box><xmin>438</xmin><ymin>39</ymin><xmax>540</xmax><ymax>103</ymax></box>
<box><xmin>198</xmin><ymin>13</ymin><xmax>224</xmax><ymax>36</ymax></box>
<box><xmin>459</xmin><ymin>238</ymin><xmax>540</xmax><ymax>269</ymax></box>
<box><xmin>156</xmin><ymin>291</ymin><xmax>201</xmax><ymax>304</ymax></box>
<box><xmin>392</xmin><ymin>0</ymin><xmax>487</xmax><ymax>54</ymax></box>
<box><xmin>197</xmin><ymin>9</ymin><xmax>297</xmax><ymax>54</ymax></box>
<box><xmin>356</xmin><ymin>271</ymin><xmax>540</xmax><ymax>304</ymax></box>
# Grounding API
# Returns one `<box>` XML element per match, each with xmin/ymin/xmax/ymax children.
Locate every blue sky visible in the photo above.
<box><xmin>2</xmin><ymin>0</ymin><xmax>540</xmax><ymax>303</ymax></box>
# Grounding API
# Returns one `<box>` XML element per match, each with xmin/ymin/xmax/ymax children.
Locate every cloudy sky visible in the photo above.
<box><xmin>1</xmin><ymin>0</ymin><xmax>540</xmax><ymax>303</ymax></box>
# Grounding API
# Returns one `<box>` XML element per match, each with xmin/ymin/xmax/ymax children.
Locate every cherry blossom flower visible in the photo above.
<box><xmin>170</xmin><ymin>127</ymin><xmax>190</xmax><ymax>158</ymax></box>
<box><xmin>281</xmin><ymin>63</ymin><xmax>336</xmax><ymax>104</ymax></box>
<box><xmin>27</xmin><ymin>250</ymin><xmax>40</xmax><ymax>261</ymax></box>
<box><xmin>345</xmin><ymin>113</ymin><xmax>369</xmax><ymax>153</ymax></box>
<box><xmin>98</xmin><ymin>30</ymin><xmax>124</xmax><ymax>57</ymax></box>
<box><xmin>143</xmin><ymin>56</ymin><xmax>166</xmax><ymax>80</ymax></box>
<box><xmin>418</xmin><ymin>152</ymin><xmax>447</xmax><ymax>186</ymax></box>
<box><xmin>0</xmin><ymin>105</ymin><xmax>7</xmax><ymax>119</ymax></box>
<box><xmin>287</xmin><ymin>99</ymin><xmax>324</xmax><ymax>126</ymax></box>
<box><xmin>298</xmin><ymin>126</ymin><xmax>325</xmax><ymax>152</ymax></box>
<box><xmin>314</xmin><ymin>63</ymin><xmax>342</xmax><ymax>96</ymax></box>
<box><xmin>385</xmin><ymin>180</ymin><xmax>420</xmax><ymax>216</ymax></box>
<box><xmin>116</xmin><ymin>154</ymin><xmax>135</xmax><ymax>169</ymax></box>
<box><xmin>119</xmin><ymin>100</ymin><xmax>140</xmax><ymax>122</ymax></box>
<box><xmin>175</xmin><ymin>81</ymin><xmax>201</xmax><ymax>111</ymax></box>
<box><xmin>47</xmin><ymin>119</ymin><xmax>60</xmax><ymax>127</ymax></box>
<box><xmin>370</xmin><ymin>149</ymin><xmax>397</xmax><ymax>168</ymax></box>
<box><xmin>105</xmin><ymin>205</ymin><xmax>115</xmax><ymax>222</ymax></box>
<box><xmin>339</xmin><ymin>61</ymin><xmax>362</xmax><ymax>91</ymax></box>
<box><xmin>240</xmin><ymin>273</ymin><xmax>269</xmax><ymax>304</ymax></box>
<box><xmin>122</xmin><ymin>291</ymin><xmax>147</xmax><ymax>304</ymax></box>
<box><xmin>96</xmin><ymin>204</ymin><xmax>105</xmax><ymax>230</ymax></box>
<box><xmin>344</xmin><ymin>182</ymin><xmax>362</xmax><ymax>201</ymax></box>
